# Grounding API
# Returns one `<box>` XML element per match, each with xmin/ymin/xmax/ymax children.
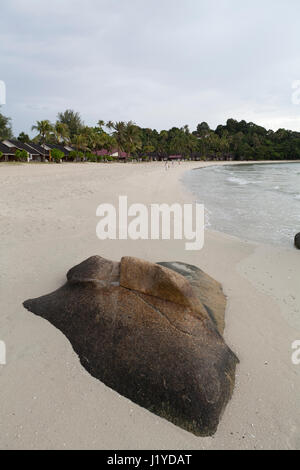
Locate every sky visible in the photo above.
<box><xmin>1</xmin><ymin>0</ymin><xmax>300</xmax><ymax>137</ymax></box>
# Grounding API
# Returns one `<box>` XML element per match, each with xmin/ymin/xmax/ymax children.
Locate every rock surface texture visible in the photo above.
<box><xmin>295</xmin><ymin>233</ymin><xmax>300</xmax><ymax>249</ymax></box>
<box><xmin>23</xmin><ymin>256</ymin><xmax>239</xmax><ymax>436</ymax></box>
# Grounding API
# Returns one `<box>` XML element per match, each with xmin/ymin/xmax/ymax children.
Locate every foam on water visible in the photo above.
<box><xmin>227</xmin><ymin>176</ymin><xmax>249</xmax><ymax>185</ymax></box>
<box><xmin>183</xmin><ymin>162</ymin><xmax>300</xmax><ymax>247</ymax></box>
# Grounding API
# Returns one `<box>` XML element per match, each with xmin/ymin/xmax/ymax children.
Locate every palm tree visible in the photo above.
<box><xmin>31</xmin><ymin>120</ymin><xmax>53</xmax><ymax>161</ymax></box>
<box><xmin>82</xmin><ymin>127</ymin><xmax>99</xmax><ymax>154</ymax></box>
<box><xmin>32</xmin><ymin>120</ymin><xmax>53</xmax><ymax>144</ymax></box>
<box><xmin>95</xmin><ymin>121</ymin><xmax>116</xmax><ymax>153</ymax></box>
<box><xmin>72</xmin><ymin>134</ymin><xmax>88</xmax><ymax>160</ymax></box>
<box><xmin>106</xmin><ymin>121</ymin><xmax>127</xmax><ymax>160</ymax></box>
<box><xmin>124</xmin><ymin>121</ymin><xmax>141</xmax><ymax>159</ymax></box>
<box><xmin>207</xmin><ymin>133</ymin><xmax>220</xmax><ymax>160</ymax></box>
<box><xmin>106</xmin><ymin>121</ymin><xmax>141</xmax><ymax>161</ymax></box>
<box><xmin>219</xmin><ymin>135</ymin><xmax>230</xmax><ymax>160</ymax></box>
<box><xmin>157</xmin><ymin>130</ymin><xmax>169</xmax><ymax>159</ymax></box>
<box><xmin>53</xmin><ymin>122</ymin><xmax>70</xmax><ymax>145</ymax></box>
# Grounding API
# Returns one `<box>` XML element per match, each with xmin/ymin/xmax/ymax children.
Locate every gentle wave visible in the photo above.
<box><xmin>183</xmin><ymin>162</ymin><xmax>300</xmax><ymax>247</ymax></box>
<box><xmin>227</xmin><ymin>176</ymin><xmax>249</xmax><ymax>185</ymax></box>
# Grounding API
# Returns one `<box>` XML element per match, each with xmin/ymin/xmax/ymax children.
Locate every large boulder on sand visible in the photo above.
<box><xmin>295</xmin><ymin>233</ymin><xmax>300</xmax><ymax>249</ymax></box>
<box><xmin>23</xmin><ymin>256</ymin><xmax>239</xmax><ymax>437</ymax></box>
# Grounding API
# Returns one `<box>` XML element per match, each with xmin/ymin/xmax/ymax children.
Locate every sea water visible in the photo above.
<box><xmin>183</xmin><ymin>162</ymin><xmax>300</xmax><ymax>247</ymax></box>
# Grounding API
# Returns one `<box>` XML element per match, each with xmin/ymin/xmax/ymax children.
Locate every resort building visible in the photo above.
<box><xmin>95</xmin><ymin>149</ymin><xmax>129</xmax><ymax>160</ymax></box>
<box><xmin>2</xmin><ymin>139</ymin><xmax>51</xmax><ymax>161</ymax></box>
<box><xmin>42</xmin><ymin>143</ymin><xmax>74</xmax><ymax>160</ymax></box>
<box><xmin>25</xmin><ymin>142</ymin><xmax>51</xmax><ymax>160</ymax></box>
<box><xmin>0</xmin><ymin>142</ymin><xmax>16</xmax><ymax>161</ymax></box>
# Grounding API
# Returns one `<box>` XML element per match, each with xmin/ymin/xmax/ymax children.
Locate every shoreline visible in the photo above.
<box><xmin>190</xmin><ymin>159</ymin><xmax>300</xmax><ymax>172</ymax></box>
<box><xmin>183</xmin><ymin>160</ymin><xmax>300</xmax><ymax>253</ymax></box>
<box><xmin>0</xmin><ymin>161</ymin><xmax>299</xmax><ymax>450</ymax></box>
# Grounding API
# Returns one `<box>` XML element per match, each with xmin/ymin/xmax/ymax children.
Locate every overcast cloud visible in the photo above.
<box><xmin>1</xmin><ymin>0</ymin><xmax>300</xmax><ymax>136</ymax></box>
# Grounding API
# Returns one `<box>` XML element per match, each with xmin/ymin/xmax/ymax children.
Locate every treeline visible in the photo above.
<box><xmin>1</xmin><ymin>108</ymin><xmax>300</xmax><ymax>161</ymax></box>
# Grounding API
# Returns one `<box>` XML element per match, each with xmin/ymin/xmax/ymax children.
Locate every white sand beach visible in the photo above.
<box><xmin>0</xmin><ymin>161</ymin><xmax>299</xmax><ymax>450</ymax></box>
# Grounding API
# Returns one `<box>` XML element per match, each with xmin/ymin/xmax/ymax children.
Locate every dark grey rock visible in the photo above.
<box><xmin>23</xmin><ymin>256</ymin><xmax>239</xmax><ymax>437</ymax></box>
<box><xmin>295</xmin><ymin>233</ymin><xmax>300</xmax><ymax>249</ymax></box>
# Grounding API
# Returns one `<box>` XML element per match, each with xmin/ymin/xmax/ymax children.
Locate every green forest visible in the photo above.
<box><xmin>1</xmin><ymin>108</ymin><xmax>300</xmax><ymax>161</ymax></box>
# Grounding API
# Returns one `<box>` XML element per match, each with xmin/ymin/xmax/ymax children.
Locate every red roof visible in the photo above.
<box><xmin>95</xmin><ymin>149</ymin><xmax>129</xmax><ymax>158</ymax></box>
<box><xmin>95</xmin><ymin>149</ymin><xmax>110</xmax><ymax>156</ymax></box>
